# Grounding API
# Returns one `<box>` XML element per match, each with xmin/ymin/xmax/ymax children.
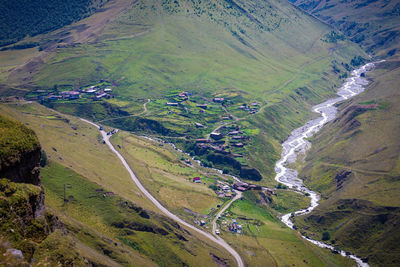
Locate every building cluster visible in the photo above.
<box><xmin>36</xmin><ymin>85</ymin><xmax>114</xmax><ymax>102</ymax></box>
<box><xmin>233</xmin><ymin>181</ymin><xmax>262</xmax><ymax>192</ymax></box>
<box><xmin>228</xmin><ymin>219</ymin><xmax>242</xmax><ymax>234</ymax></box>
<box><xmin>238</xmin><ymin>102</ymin><xmax>259</xmax><ymax>114</ymax></box>
<box><xmin>194</xmin><ymin>125</ymin><xmax>250</xmax><ymax>159</ymax></box>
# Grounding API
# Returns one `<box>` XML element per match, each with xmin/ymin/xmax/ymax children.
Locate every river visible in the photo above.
<box><xmin>274</xmin><ymin>62</ymin><xmax>381</xmax><ymax>267</ymax></box>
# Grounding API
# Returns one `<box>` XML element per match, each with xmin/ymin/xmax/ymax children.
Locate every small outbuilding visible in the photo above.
<box><xmin>193</xmin><ymin>177</ymin><xmax>201</xmax><ymax>183</ymax></box>
<box><xmin>213</xmin><ymin>97</ymin><xmax>224</xmax><ymax>103</ymax></box>
<box><xmin>210</xmin><ymin>132</ymin><xmax>223</xmax><ymax>140</ymax></box>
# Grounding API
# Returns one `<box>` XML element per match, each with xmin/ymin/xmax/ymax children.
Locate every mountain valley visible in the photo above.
<box><xmin>0</xmin><ymin>0</ymin><xmax>399</xmax><ymax>266</ymax></box>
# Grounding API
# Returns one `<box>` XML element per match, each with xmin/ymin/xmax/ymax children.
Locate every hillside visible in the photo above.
<box><xmin>0</xmin><ymin>114</ymin><xmax>152</xmax><ymax>266</ymax></box>
<box><xmin>0</xmin><ymin>0</ymin><xmax>366</xmax><ymax>184</ymax></box>
<box><xmin>289</xmin><ymin>0</ymin><xmax>400</xmax><ymax>57</ymax></box>
<box><xmin>0</xmin><ymin>102</ymin><xmax>358</xmax><ymax>266</ymax></box>
<box><xmin>0</xmin><ymin>114</ymin><xmax>41</xmax><ymax>184</ymax></box>
<box><xmin>0</xmin><ymin>112</ymin><xmax>238</xmax><ymax>266</ymax></box>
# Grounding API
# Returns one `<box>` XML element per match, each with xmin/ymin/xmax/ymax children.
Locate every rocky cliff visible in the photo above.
<box><xmin>0</xmin><ymin>115</ymin><xmax>51</xmax><ymax>263</ymax></box>
<box><xmin>0</xmin><ymin>115</ymin><xmax>41</xmax><ymax>185</ymax></box>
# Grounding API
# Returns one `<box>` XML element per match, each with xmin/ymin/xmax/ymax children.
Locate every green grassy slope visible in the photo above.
<box><xmin>41</xmin><ymin>161</ymin><xmax>232</xmax><ymax>267</ymax></box>
<box><xmin>220</xmin><ymin>192</ymin><xmax>355</xmax><ymax>267</ymax></box>
<box><xmin>0</xmin><ymin>102</ymin><xmax>236</xmax><ymax>266</ymax></box>
<box><xmin>0</xmin><ymin>115</ymin><xmax>40</xmax><ymax>168</ymax></box>
<box><xmin>22</xmin><ymin>0</ymin><xmax>365</xmax><ymax>183</ymax></box>
<box><xmin>33</xmin><ymin>0</ymin><xmax>340</xmax><ymax>96</ymax></box>
<box><xmin>290</xmin><ymin>0</ymin><xmax>400</xmax><ymax>57</ymax></box>
<box><xmin>294</xmin><ymin>60</ymin><xmax>400</xmax><ymax>266</ymax></box>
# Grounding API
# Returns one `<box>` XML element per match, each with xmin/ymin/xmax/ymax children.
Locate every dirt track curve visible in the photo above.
<box><xmin>80</xmin><ymin>118</ymin><xmax>244</xmax><ymax>267</ymax></box>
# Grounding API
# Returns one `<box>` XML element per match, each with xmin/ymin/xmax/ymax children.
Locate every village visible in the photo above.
<box><xmin>163</xmin><ymin>90</ymin><xmax>262</xmax><ymax>170</ymax></box>
<box><xmin>27</xmin><ymin>83</ymin><xmax>263</xmax><ymax>180</ymax></box>
<box><xmin>28</xmin><ymin>84</ymin><xmax>261</xmax><ymax>164</ymax></box>
<box><xmin>25</xmin><ymin>82</ymin><xmax>276</xmax><ymax>239</ymax></box>
<box><xmin>28</xmin><ymin>82</ymin><xmax>115</xmax><ymax>102</ymax></box>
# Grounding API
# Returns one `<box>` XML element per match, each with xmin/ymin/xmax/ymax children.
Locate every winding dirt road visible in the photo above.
<box><xmin>212</xmin><ymin>191</ymin><xmax>242</xmax><ymax>235</ymax></box>
<box><xmin>80</xmin><ymin>118</ymin><xmax>244</xmax><ymax>267</ymax></box>
<box><xmin>97</xmin><ymin>98</ymin><xmax>150</xmax><ymax>123</ymax></box>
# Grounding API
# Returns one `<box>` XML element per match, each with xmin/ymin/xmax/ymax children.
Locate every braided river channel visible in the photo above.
<box><xmin>274</xmin><ymin>62</ymin><xmax>382</xmax><ymax>267</ymax></box>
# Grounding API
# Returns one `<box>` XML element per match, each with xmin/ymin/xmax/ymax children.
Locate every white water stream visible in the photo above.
<box><xmin>274</xmin><ymin>62</ymin><xmax>382</xmax><ymax>267</ymax></box>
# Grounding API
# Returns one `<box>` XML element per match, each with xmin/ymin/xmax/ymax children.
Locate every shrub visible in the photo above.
<box><xmin>40</xmin><ymin>150</ymin><xmax>47</xmax><ymax>167</ymax></box>
<box><xmin>322</xmin><ymin>231</ymin><xmax>331</xmax><ymax>241</ymax></box>
<box><xmin>208</xmin><ymin>184</ymin><xmax>218</xmax><ymax>191</ymax></box>
<box><xmin>276</xmin><ymin>183</ymin><xmax>287</xmax><ymax>189</ymax></box>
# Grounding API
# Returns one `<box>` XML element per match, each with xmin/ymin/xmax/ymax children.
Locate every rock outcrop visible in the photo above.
<box><xmin>0</xmin><ymin>115</ymin><xmax>42</xmax><ymax>186</ymax></box>
<box><xmin>0</xmin><ymin>115</ymin><xmax>50</xmax><ymax>262</ymax></box>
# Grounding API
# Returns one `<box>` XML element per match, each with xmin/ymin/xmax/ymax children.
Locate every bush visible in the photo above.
<box><xmin>222</xmin><ymin>167</ymin><xmax>229</xmax><ymax>174</ymax></box>
<box><xmin>350</xmin><ymin>56</ymin><xmax>366</xmax><ymax>67</ymax></box>
<box><xmin>40</xmin><ymin>150</ymin><xmax>47</xmax><ymax>167</ymax></box>
<box><xmin>322</xmin><ymin>231</ymin><xmax>331</xmax><ymax>241</ymax></box>
<box><xmin>276</xmin><ymin>183</ymin><xmax>287</xmax><ymax>189</ymax></box>
<box><xmin>208</xmin><ymin>184</ymin><xmax>218</xmax><ymax>191</ymax></box>
<box><xmin>201</xmin><ymin>160</ymin><xmax>213</xmax><ymax>168</ymax></box>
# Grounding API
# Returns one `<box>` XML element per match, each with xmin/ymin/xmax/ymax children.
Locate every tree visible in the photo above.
<box><xmin>222</xmin><ymin>167</ymin><xmax>229</xmax><ymax>174</ymax></box>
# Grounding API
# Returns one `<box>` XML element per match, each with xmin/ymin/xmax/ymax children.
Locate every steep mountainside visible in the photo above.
<box><xmin>289</xmin><ymin>0</ymin><xmax>400</xmax><ymax>57</ymax></box>
<box><xmin>0</xmin><ymin>115</ymin><xmax>41</xmax><ymax>185</ymax></box>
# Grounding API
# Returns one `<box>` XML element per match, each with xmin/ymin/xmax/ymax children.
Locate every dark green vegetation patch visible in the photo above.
<box><xmin>0</xmin><ymin>0</ymin><xmax>108</xmax><ymax>46</ymax></box>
